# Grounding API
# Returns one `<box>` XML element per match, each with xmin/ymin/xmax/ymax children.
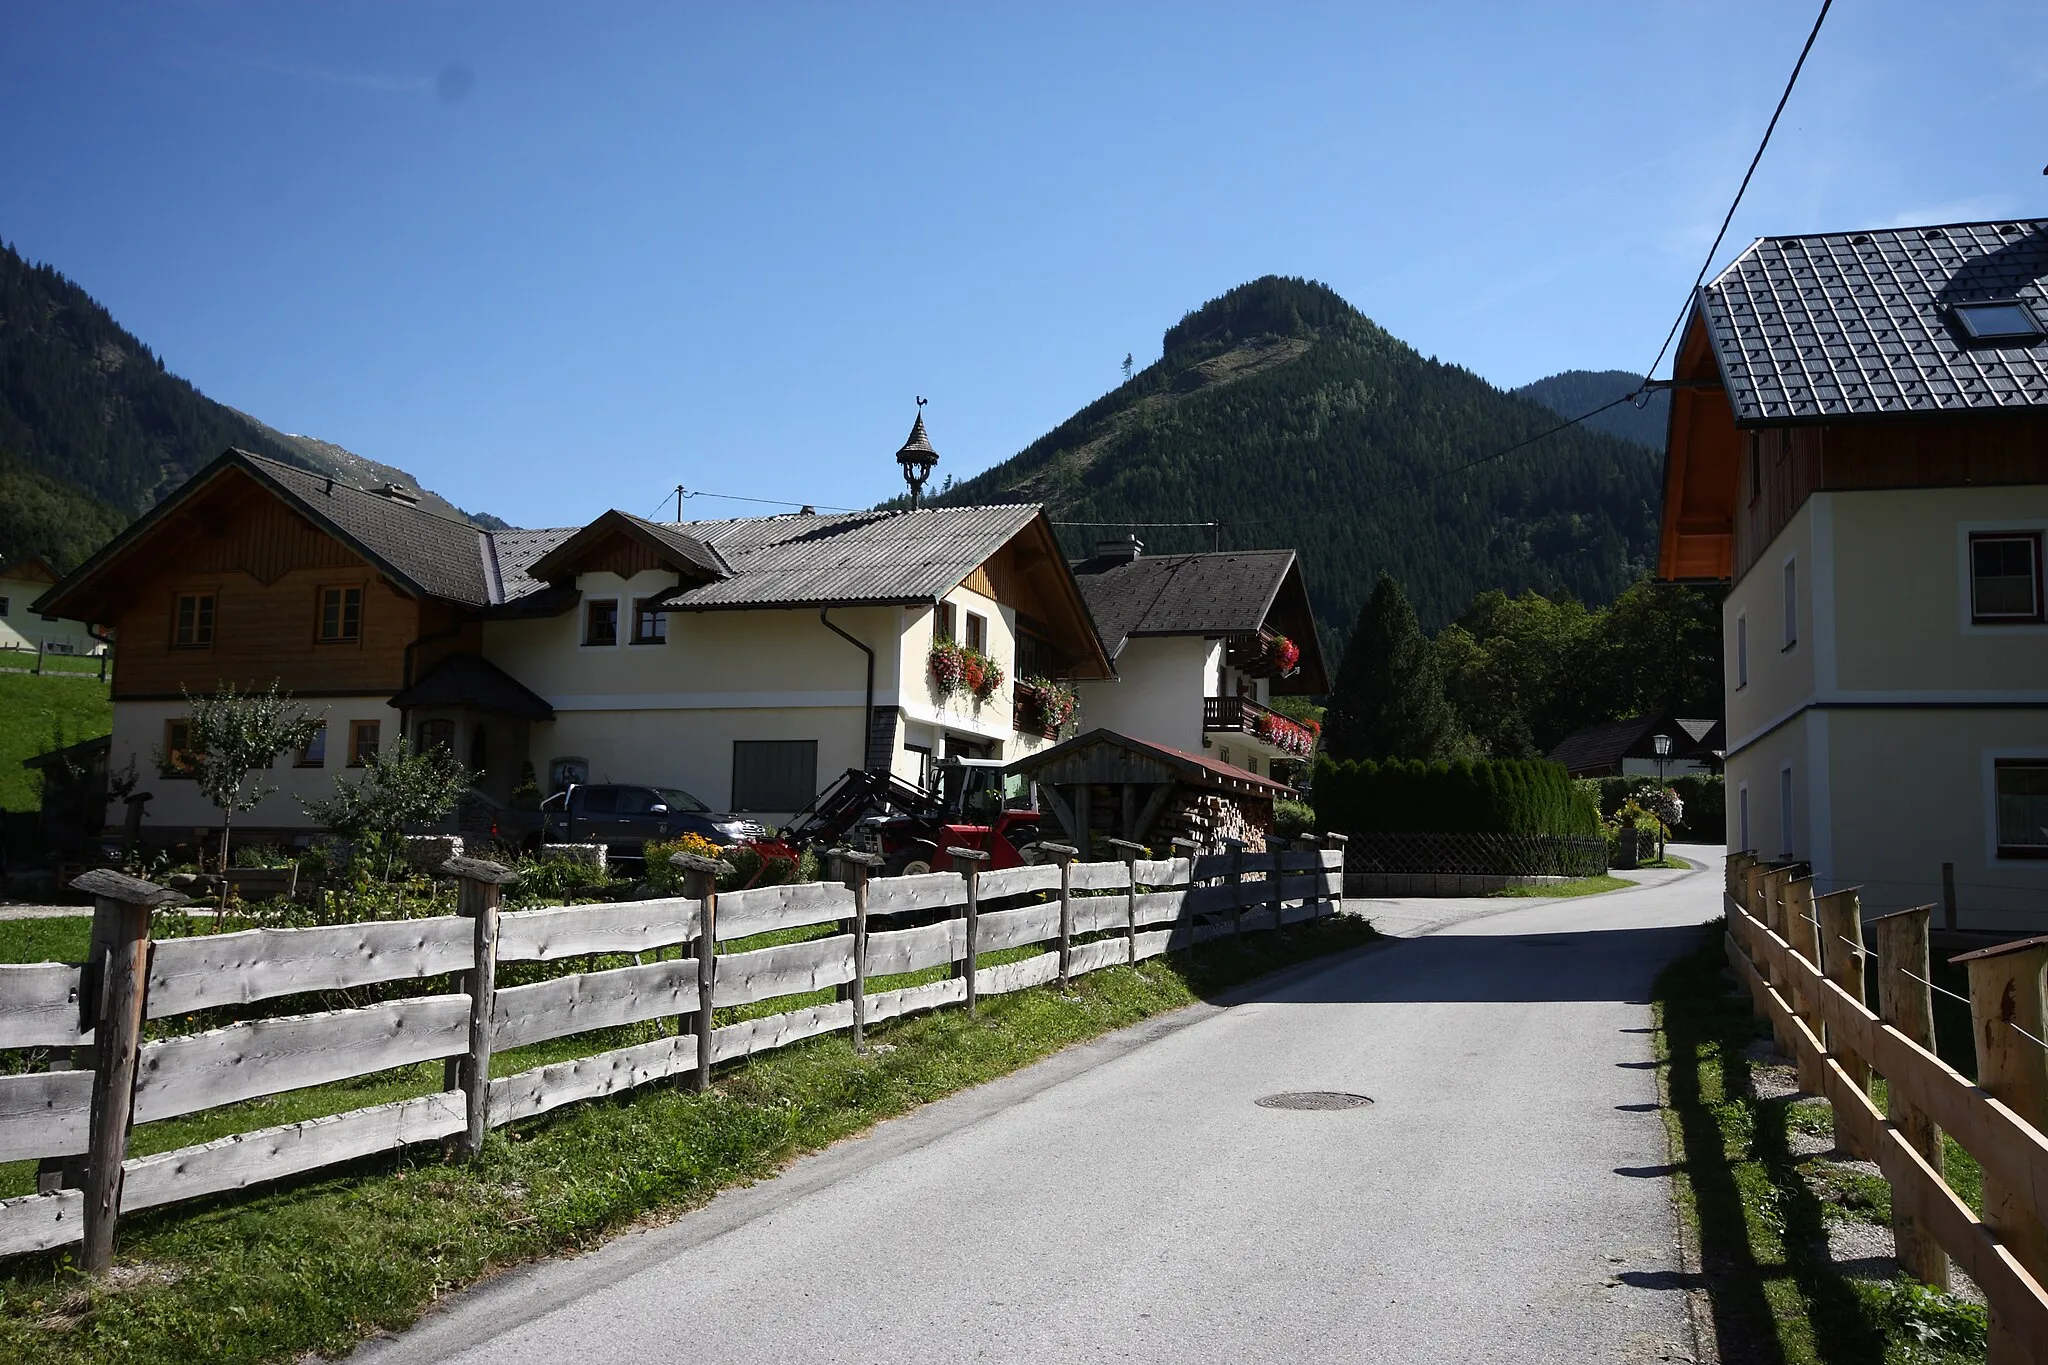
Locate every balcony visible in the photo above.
<box><xmin>1202</xmin><ymin>695</ymin><xmax>1316</xmax><ymax>760</ymax></box>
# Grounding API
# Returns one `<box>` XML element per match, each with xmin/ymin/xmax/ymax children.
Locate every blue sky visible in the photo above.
<box><xmin>4</xmin><ymin>2</ymin><xmax>2045</xmax><ymax>527</ymax></box>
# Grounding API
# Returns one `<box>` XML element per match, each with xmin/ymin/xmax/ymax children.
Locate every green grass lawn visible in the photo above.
<box><xmin>1490</xmin><ymin>873</ymin><xmax>1634</xmax><ymax>898</ymax></box>
<box><xmin>0</xmin><ymin>914</ymin><xmax>1378</xmax><ymax>1364</ymax></box>
<box><xmin>0</xmin><ymin>671</ymin><xmax>111</xmax><ymax>813</ymax></box>
<box><xmin>0</xmin><ymin>653</ymin><xmax>105</xmax><ymax>678</ymax></box>
<box><xmin>1653</xmin><ymin>922</ymin><xmax>1987</xmax><ymax>1364</ymax></box>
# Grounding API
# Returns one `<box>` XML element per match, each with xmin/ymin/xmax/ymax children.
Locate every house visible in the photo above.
<box><xmin>33</xmin><ymin>440</ymin><xmax>1113</xmax><ymax>845</ymax></box>
<box><xmin>1658</xmin><ymin>217</ymin><xmax>2048</xmax><ymax>929</ymax></box>
<box><xmin>1547</xmin><ymin>711</ymin><xmax>1722</xmax><ymax>779</ymax></box>
<box><xmin>0</xmin><ymin>555</ymin><xmax>103</xmax><ymax>659</ymax></box>
<box><xmin>1065</xmin><ymin>538</ymin><xmax>1330</xmax><ymax>782</ymax></box>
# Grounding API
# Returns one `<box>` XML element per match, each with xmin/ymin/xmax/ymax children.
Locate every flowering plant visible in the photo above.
<box><xmin>1015</xmin><ymin>676</ymin><xmax>1079</xmax><ymax>736</ymax></box>
<box><xmin>929</xmin><ymin>641</ymin><xmax>966</xmax><ymax>696</ymax></box>
<box><xmin>930</xmin><ymin>640</ymin><xmax>1003</xmax><ymax>702</ymax></box>
<box><xmin>971</xmin><ymin>652</ymin><xmax>1005</xmax><ymax>701</ymax></box>
<box><xmin>1268</xmin><ymin>633</ymin><xmax>1301</xmax><ymax>675</ymax></box>
<box><xmin>1250</xmin><ymin>707</ymin><xmax>1315</xmax><ymax>758</ymax></box>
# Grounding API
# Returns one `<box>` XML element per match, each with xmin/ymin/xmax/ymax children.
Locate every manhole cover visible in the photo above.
<box><xmin>1255</xmin><ymin>1091</ymin><xmax>1374</xmax><ymax>1111</ymax></box>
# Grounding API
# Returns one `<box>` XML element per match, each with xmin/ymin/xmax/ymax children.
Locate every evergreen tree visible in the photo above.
<box><xmin>1323</xmin><ymin>574</ymin><xmax>1462</xmax><ymax>762</ymax></box>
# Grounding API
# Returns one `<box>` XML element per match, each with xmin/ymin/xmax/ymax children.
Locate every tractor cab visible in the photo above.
<box><xmin>877</xmin><ymin>757</ymin><xmax>1044</xmax><ymax>876</ymax></box>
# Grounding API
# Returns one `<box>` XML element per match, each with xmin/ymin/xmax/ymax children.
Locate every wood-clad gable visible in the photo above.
<box><xmin>966</xmin><ymin>519</ymin><xmax>1114</xmax><ymax>680</ymax></box>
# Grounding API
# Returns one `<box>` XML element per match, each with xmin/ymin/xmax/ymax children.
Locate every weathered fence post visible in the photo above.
<box><xmin>1754</xmin><ymin>865</ymin><xmax>1796</xmax><ymax>1055</ymax></box>
<box><xmin>1223</xmin><ymin>838</ymin><xmax>1246</xmax><ymax>939</ymax></box>
<box><xmin>72</xmin><ymin>869</ymin><xmax>183</xmax><ymax>1275</ymax></box>
<box><xmin>833</xmin><ymin>849</ymin><xmax>882</xmax><ymax>1047</ymax></box>
<box><xmin>1783</xmin><ymin>877</ymin><xmax>1825</xmax><ymax>1094</ymax></box>
<box><xmin>1039</xmin><ymin>842</ymin><xmax>1078</xmax><ymax>987</ymax></box>
<box><xmin>1266</xmin><ymin>841</ymin><xmax>1286</xmax><ymax>930</ymax></box>
<box><xmin>1871</xmin><ymin>904</ymin><xmax>1948</xmax><ymax>1290</ymax></box>
<box><xmin>946</xmin><ymin>847</ymin><xmax>989</xmax><ymax>1017</ymax></box>
<box><xmin>1322</xmin><ymin>832</ymin><xmax>1347</xmax><ymax>913</ymax></box>
<box><xmin>1292</xmin><ymin>834</ymin><xmax>1319</xmax><ymax>923</ymax></box>
<box><xmin>1171</xmin><ymin>837</ymin><xmax>1200</xmax><ymax>958</ymax></box>
<box><xmin>442</xmin><ymin>856</ymin><xmax>518</xmax><ymax>1158</ymax></box>
<box><xmin>673</xmin><ymin>852</ymin><xmax>732</xmax><ymax>1093</ymax></box>
<box><xmin>1954</xmin><ymin>934</ymin><xmax>2048</xmax><ymax>1361</ymax></box>
<box><xmin>1106</xmin><ymin>838</ymin><xmax>1145</xmax><ymax>964</ymax></box>
<box><xmin>1815</xmin><ymin>886</ymin><xmax>1870</xmax><ymax>1158</ymax></box>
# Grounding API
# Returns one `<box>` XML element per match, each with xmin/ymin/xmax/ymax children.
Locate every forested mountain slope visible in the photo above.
<box><xmin>937</xmin><ymin>276</ymin><xmax>1662</xmax><ymax>647</ymax></box>
<box><xmin>0</xmin><ymin>242</ymin><xmax>499</xmax><ymax>544</ymax></box>
<box><xmin>1514</xmin><ymin>368</ymin><xmax>1668</xmax><ymax>451</ymax></box>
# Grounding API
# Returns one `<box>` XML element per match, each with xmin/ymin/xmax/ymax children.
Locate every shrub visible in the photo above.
<box><xmin>1273</xmin><ymin>798</ymin><xmax>1316</xmax><ymax>842</ymax></box>
<box><xmin>1311</xmin><ymin>756</ymin><xmax>1598</xmax><ymax>837</ymax></box>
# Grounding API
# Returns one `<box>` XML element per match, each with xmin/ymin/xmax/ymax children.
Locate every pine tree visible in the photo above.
<box><xmin>1323</xmin><ymin>574</ymin><xmax>1462</xmax><ymax>763</ymax></box>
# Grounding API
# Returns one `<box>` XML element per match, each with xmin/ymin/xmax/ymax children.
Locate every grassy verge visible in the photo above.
<box><xmin>1653</xmin><ymin>921</ymin><xmax>1987</xmax><ymax>1364</ymax></box>
<box><xmin>0</xmin><ymin>672</ymin><xmax>111</xmax><ymax>814</ymax></box>
<box><xmin>0</xmin><ymin>914</ymin><xmax>1377</xmax><ymax>1363</ymax></box>
<box><xmin>1489</xmin><ymin>873</ymin><xmax>1634</xmax><ymax>898</ymax></box>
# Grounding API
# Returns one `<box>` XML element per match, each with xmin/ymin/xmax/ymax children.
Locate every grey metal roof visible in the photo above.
<box><xmin>1700</xmin><ymin>219</ymin><xmax>2048</xmax><ymax>423</ymax></box>
<box><xmin>651</xmin><ymin>505</ymin><xmax>1043</xmax><ymax>610</ymax></box>
<box><xmin>1069</xmin><ymin>550</ymin><xmax>1297</xmax><ymax>654</ymax></box>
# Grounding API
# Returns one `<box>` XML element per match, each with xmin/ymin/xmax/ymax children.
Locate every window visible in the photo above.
<box><xmin>348</xmin><ymin>720</ymin><xmax>381</xmax><ymax>767</ymax></box>
<box><xmin>296</xmin><ymin>725</ymin><xmax>327</xmax><ymax>768</ymax></box>
<box><xmin>548</xmin><ymin>756</ymin><xmax>588</xmax><ymax>794</ymax></box>
<box><xmin>584</xmin><ymin>599</ymin><xmax>619</xmax><ymax>646</ymax></box>
<box><xmin>1738</xmin><ymin>784</ymin><xmax>1751</xmax><ymax>853</ymax></box>
<box><xmin>1779</xmin><ymin>766</ymin><xmax>1795</xmax><ymax>857</ymax></box>
<box><xmin>633</xmin><ymin>598</ymin><xmax>668</xmax><ymax>644</ymax></box>
<box><xmin>318</xmin><ymin>585</ymin><xmax>363</xmax><ymax>642</ymax></box>
<box><xmin>731</xmin><ymin>739</ymin><xmax>819</xmax><ymax>812</ymax></box>
<box><xmin>934</xmin><ymin>602</ymin><xmax>956</xmax><ymax>642</ymax></box>
<box><xmin>965</xmin><ymin>612</ymin><xmax>987</xmax><ymax>654</ymax></box>
<box><xmin>416</xmin><ymin>719</ymin><xmax>455</xmax><ymax>754</ymax></box>
<box><xmin>1970</xmin><ymin>533</ymin><xmax>2043</xmax><ymax>623</ymax></box>
<box><xmin>163</xmin><ymin>719</ymin><xmax>199</xmax><ymax>776</ymax></box>
<box><xmin>1736</xmin><ymin>614</ymin><xmax>1748</xmax><ymax>689</ymax></box>
<box><xmin>1782</xmin><ymin>559</ymin><xmax>1798</xmax><ymax>649</ymax></box>
<box><xmin>578</xmin><ymin>786</ymin><xmax>618</xmax><ymax>814</ymax></box>
<box><xmin>0</xmin><ymin>596</ymin><xmax>9</xmax><ymax>618</ymax></box>
<box><xmin>1994</xmin><ymin>761</ymin><xmax>2048</xmax><ymax>858</ymax></box>
<box><xmin>1953</xmin><ymin>300</ymin><xmax>2045</xmax><ymax>343</ymax></box>
<box><xmin>173</xmin><ymin>592</ymin><xmax>215</xmax><ymax>649</ymax></box>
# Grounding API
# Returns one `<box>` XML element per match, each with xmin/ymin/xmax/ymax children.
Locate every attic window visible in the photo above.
<box><xmin>1953</xmin><ymin>300</ymin><xmax>2045</xmax><ymax>343</ymax></box>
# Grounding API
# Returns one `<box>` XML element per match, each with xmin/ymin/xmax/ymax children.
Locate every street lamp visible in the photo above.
<box><xmin>1651</xmin><ymin>732</ymin><xmax>1673</xmax><ymax>861</ymax></box>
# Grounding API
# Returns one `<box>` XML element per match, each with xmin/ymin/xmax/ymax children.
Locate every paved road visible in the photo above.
<box><xmin>362</xmin><ymin>849</ymin><xmax>1726</xmax><ymax>1365</ymax></box>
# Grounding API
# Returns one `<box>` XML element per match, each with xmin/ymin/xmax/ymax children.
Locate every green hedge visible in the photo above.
<box><xmin>1312</xmin><ymin>757</ymin><xmax>1600</xmax><ymax>837</ymax></box>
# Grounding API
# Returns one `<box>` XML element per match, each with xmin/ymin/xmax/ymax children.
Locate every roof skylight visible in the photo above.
<box><xmin>1952</xmin><ymin>299</ymin><xmax>2046</xmax><ymax>343</ymax></box>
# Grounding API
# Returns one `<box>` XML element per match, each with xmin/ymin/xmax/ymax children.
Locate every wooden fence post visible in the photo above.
<box><xmin>1292</xmin><ymin>834</ymin><xmax>1319</xmax><ymax>922</ymax></box>
<box><xmin>1039</xmin><ymin>842</ymin><xmax>1078</xmax><ymax>987</ymax></box>
<box><xmin>833</xmin><ymin>849</ymin><xmax>883</xmax><ymax>1046</ymax></box>
<box><xmin>1106</xmin><ymin>838</ymin><xmax>1145</xmax><ymax>965</ymax></box>
<box><xmin>71</xmin><ymin>869</ymin><xmax>183</xmax><ymax>1275</ymax></box>
<box><xmin>1758</xmin><ymin>866</ymin><xmax>1796</xmax><ymax>1056</ymax></box>
<box><xmin>1322</xmin><ymin>832</ymin><xmax>1346</xmax><ymax>913</ymax></box>
<box><xmin>1954</xmin><ymin>933</ymin><xmax>2048</xmax><ymax>1359</ymax></box>
<box><xmin>1266</xmin><ymin>842</ymin><xmax>1286</xmax><ymax>931</ymax></box>
<box><xmin>1871</xmin><ymin>904</ymin><xmax>1948</xmax><ymax>1290</ymax></box>
<box><xmin>442</xmin><ymin>856</ymin><xmax>518</xmax><ymax>1158</ymax></box>
<box><xmin>673</xmin><ymin>852</ymin><xmax>732</xmax><ymax>1093</ymax></box>
<box><xmin>1223</xmin><ymin>838</ymin><xmax>1245</xmax><ymax>939</ymax></box>
<box><xmin>945</xmin><ymin>847</ymin><xmax>989</xmax><ymax>1017</ymax></box>
<box><xmin>1783</xmin><ymin>877</ymin><xmax>1825</xmax><ymax>1094</ymax></box>
<box><xmin>1171</xmin><ymin>837</ymin><xmax>1200</xmax><ymax>958</ymax></box>
<box><xmin>1814</xmin><ymin>886</ymin><xmax>1870</xmax><ymax>1158</ymax></box>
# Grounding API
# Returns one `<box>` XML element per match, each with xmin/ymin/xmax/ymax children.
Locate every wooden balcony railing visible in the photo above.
<box><xmin>1203</xmin><ymin>695</ymin><xmax>1272</xmax><ymax>734</ymax></box>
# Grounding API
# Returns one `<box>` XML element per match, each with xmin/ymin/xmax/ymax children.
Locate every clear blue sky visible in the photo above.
<box><xmin>4</xmin><ymin>2</ymin><xmax>2045</xmax><ymax>527</ymax></box>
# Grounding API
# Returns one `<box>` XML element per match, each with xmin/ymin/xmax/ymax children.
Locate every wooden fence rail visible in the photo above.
<box><xmin>0</xmin><ymin>839</ymin><xmax>1345</xmax><ymax>1269</ymax></box>
<box><xmin>1722</xmin><ymin>852</ymin><xmax>2048</xmax><ymax>1365</ymax></box>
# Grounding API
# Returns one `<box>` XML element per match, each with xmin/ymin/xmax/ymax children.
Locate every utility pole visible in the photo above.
<box><xmin>674</xmin><ymin>485</ymin><xmax>685</xmax><ymax>522</ymax></box>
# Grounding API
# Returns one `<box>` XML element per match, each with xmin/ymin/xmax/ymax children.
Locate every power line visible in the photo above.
<box><xmin>1424</xmin><ymin>0</ymin><xmax>1831</xmax><ymax>487</ymax></box>
<box><xmin>1641</xmin><ymin>0</ymin><xmax>1833</xmax><ymax>383</ymax></box>
<box><xmin>646</xmin><ymin>486</ymin><xmax>858</xmax><ymax>519</ymax></box>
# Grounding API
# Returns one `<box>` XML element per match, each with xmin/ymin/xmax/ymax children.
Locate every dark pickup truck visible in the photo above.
<box><xmin>532</xmin><ymin>783</ymin><xmax>765</xmax><ymax>857</ymax></box>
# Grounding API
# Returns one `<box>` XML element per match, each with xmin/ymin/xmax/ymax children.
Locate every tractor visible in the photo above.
<box><xmin>781</xmin><ymin>758</ymin><xmax>1049</xmax><ymax>876</ymax></box>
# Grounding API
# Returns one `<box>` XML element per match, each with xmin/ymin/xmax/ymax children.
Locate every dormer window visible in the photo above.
<box><xmin>584</xmin><ymin>599</ymin><xmax>619</xmax><ymax>646</ymax></box>
<box><xmin>1952</xmin><ymin>300</ymin><xmax>2045</xmax><ymax>344</ymax></box>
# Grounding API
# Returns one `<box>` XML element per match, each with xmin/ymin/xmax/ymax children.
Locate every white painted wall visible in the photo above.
<box><xmin>0</xmin><ymin>573</ymin><xmax>101</xmax><ymax>657</ymax></box>
<box><xmin>1074</xmin><ymin>636</ymin><xmax>1213</xmax><ymax>753</ymax></box>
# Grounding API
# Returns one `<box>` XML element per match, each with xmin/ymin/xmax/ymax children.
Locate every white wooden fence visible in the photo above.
<box><xmin>0</xmin><ymin>837</ymin><xmax>1346</xmax><ymax>1270</ymax></box>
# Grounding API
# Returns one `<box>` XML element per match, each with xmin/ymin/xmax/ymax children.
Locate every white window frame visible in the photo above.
<box><xmin>1957</xmin><ymin>520</ymin><xmax>2048</xmax><ymax>635</ymax></box>
<box><xmin>1781</xmin><ymin>557</ymin><xmax>1798</xmax><ymax>651</ymax></box>
<box><xmin>1779</xmin><ymin>764</ymin><xmax>1795</xmax><ymax>857</ymax></box>
<box><xmin>1981</xmin><ymin>747</ymin><xmax>2048</xmax><ymax>863</ymax></box>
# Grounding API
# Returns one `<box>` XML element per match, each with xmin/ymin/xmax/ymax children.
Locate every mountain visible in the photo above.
<box><xmin>1514</xmin><ymin>368</ymin><xmax>1668</xmax><ymax>451</ymax></box>
<box><xmin>936</xmin><ymin>276</ymin><xmax>1662</xmax><ymax>649</ymax></box>
<box><xmin>0</xmin><ymin>448</ymin><xmax>128</xmax><ymax>574</ymax></box>
<box><xmin>0</xmin><ymin>241</ymin><xmax>502</xmax><ymax>562</ymax></box>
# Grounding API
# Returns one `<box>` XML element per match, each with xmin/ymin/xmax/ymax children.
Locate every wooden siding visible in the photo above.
<box><xmin>564</xmin><ymin>528</ymin><xmax>674</xmax><ymax>580</ymax></box>
<box><xmin>1733</xmin><ymin>426</ymin><xmax>1826</xmax><ymax>582</ymax></box>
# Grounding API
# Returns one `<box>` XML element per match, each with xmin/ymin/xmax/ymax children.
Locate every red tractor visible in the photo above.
<box><xmin>781</xmin><ymin>758</ymin><xmax>1049</xmax><ymax>876</ymax></box>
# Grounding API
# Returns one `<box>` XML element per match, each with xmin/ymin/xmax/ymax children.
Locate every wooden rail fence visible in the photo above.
<box><xmin>0</xmin><ymin>837</ymin><xmax>1347</xmax><ymax>1270</ymax></box>
<box><xmin>1723</xmin><ymin>852</ymin><xmax>2048</xmax><ymax>1365</ymax></box>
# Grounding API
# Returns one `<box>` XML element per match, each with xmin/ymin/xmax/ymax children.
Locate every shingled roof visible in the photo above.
<box><xmin>1699</xmin><ymin>219</ymin><xmax>2048</xmax><ymax>424</ymax></box>
<box><xmin>1067</xmin><ymin>547</ymin><xmax>1330</xmax><ymax>692</ymax></box>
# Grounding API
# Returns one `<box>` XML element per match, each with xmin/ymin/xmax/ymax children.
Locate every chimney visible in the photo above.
<box><xmin>378</xmin><ymin>483</ymin><xmax>421</xmax><ymax>505</ymax></box>
<box><xmin>1095</xmin><ymin>535</ymin><xmax>1143</xmax><ymax>563</ymax></box>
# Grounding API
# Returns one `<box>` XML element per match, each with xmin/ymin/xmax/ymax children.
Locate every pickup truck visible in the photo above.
<box><xmin>532</xmin><ymin>783</ymin><xmax>765</xmax><ymax>857</ymax></box>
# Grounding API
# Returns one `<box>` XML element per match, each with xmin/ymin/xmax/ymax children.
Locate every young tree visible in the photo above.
<box><xmin>162</xmin><ymin>683</ymin><xmax>323</xmax><ymax>870</ymax></box>
<box><xmin>301</xmin><ymin>738</ymin><xmax>471</xmax><ymax>881</ymax></box>
<box><xmin>1323</xmin><ymin>574</ymin><xmax>1463</xmax><ymax>763</ymax></box>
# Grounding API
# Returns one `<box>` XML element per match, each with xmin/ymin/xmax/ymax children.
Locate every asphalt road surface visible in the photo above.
<box><xmin>360</xmin><ymin>848</ymin><xmax>1726</xmax><ymax>1365</ymax></box>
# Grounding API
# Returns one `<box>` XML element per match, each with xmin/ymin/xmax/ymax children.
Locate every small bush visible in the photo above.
<box><xmin>1274</xmin><ymin>798</ymin><xmax>1316</xmax><ymax>842</ymax></box>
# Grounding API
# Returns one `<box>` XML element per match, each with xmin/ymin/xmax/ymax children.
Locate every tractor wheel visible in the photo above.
<box><xmin>886</xmin><ymin>853</ymin><xmax>933</xmax><ymax>878</ymax></box>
